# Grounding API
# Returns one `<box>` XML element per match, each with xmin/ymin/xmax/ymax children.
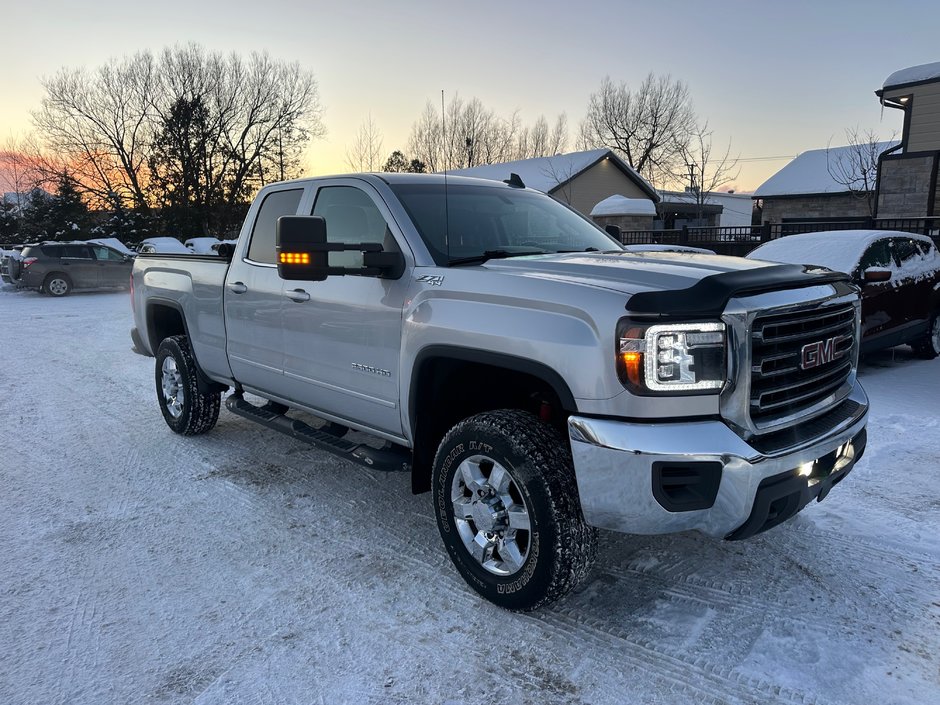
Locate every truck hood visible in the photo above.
<box><xmin>481</xmin><ymin>251</ymin><xmax>775</xmax><ymax>296</ymax></box>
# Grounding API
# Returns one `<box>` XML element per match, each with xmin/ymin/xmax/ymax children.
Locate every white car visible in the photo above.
<box><xmin>137</xmin><ymin>237</ymin><xmax>191</xmax><ymax>254</ymax></box>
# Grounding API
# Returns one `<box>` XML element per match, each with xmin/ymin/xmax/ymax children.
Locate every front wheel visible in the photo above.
<box><xmin>911</xmin><ymin>312</ymin><xmax>940</xmax><ymax>360</ymax></box>
<box><xmin>432</xmin><ymin>410</ymin><xmax>597</xmax><ymax>611</ymax></box>
<box><xmin>154</xmin><ymin>335</ymin><xmax>220</xmax><ymax>435</ymax></box>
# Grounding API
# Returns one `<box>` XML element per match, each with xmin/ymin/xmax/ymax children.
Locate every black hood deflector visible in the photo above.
<box><xmin>626</xmin><ymin>264</ymin><xmax>854</xmax><ymax>317</ymax></box>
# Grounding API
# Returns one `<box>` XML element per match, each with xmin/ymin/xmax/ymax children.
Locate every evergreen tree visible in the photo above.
<box><xmin>0</xmin><ymin>200</ymin><xmax>18</xmax><ymax>241</ymax></box>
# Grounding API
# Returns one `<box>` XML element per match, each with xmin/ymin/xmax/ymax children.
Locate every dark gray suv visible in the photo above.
<box><xmin>14</xmin><ymin>241</ymin><xmax>134</xmax><ymax>296</ymax></box>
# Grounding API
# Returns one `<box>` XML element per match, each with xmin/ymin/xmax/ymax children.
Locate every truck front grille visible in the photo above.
<box><xmin>750</xmin><ymin>302</ymin><xmax>856</xmax><ymax>425</ymax></box>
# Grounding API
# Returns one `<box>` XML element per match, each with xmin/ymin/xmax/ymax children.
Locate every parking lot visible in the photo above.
<box><xmin>1</xmin><ymin>287</ymin><xmax>938</xmax><ymax>705</ymax></box>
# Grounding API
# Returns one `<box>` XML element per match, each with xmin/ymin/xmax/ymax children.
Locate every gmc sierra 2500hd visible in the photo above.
<box><xmin>131</xmin><ymin>173</ymin><xmax>870</xmax><ymax>611</ymax></box>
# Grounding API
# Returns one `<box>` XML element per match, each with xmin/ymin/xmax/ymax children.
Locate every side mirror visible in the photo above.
<box><xmin>604</xmin><ymin>224</ymin><xmax>622</xmax><ymax>239</ymax></box>
<box><xmin>277</xmin><ymin>215</ymin><xmax>329</xmax><ymax>281</ymax></box>
<box><xmin>863</xmin><ymin>267</ymin><xmax>892</xmax><ymax>284</ymax></box>
<box><xmin>276</xmin><ymin>215</ymin><xmax>406</xmax><ymax>281</ymax></box>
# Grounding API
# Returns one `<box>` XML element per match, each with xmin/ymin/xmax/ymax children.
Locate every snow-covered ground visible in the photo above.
<box><xmin>1</xmin><ymin>286</ymin><xmax>938</xmax><ymax>705</ymax></box>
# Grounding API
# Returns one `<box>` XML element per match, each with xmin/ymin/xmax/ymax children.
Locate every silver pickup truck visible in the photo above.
<box><xmin>131</xmin><ymin>173</ymin><xmax>870</xmax><ymax>611</ymax></box>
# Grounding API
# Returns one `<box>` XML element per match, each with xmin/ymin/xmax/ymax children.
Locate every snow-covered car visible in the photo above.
<box><xmin>184</xmin><ymin>237</ymin><xmax>222</xmax><ymax>254</ymax></box>
<box><xmin>87</xmin><ymin>237</ymin><xmax>135</xmax><ymax>257</ymax></box>
<box><xmin>137</xmin><ymin>237</ymin><xmax>191</xmax><ymax>254</ymax></box>
<box><xmin>747</xmin><ymin>230</ymin><xmax>940</xmax><ymax>358</ymax></box>
<box><xmin>622</xmin><ymin>244</ymin><xmax>717</xmax><ymax>255</ymax></box>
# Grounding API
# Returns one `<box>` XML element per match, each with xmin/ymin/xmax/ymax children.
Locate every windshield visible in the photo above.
<box><xmin>388</xmin><ymin>183</ymin><xmax>623</xmax><ymax>265</ymax></box>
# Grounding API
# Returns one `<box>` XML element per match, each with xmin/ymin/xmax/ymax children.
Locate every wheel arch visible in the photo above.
<box><xmin>146</xmin><ymin>298</ymin><xmax>227</xmax><ymax>394</ymax></box>
<box><xmin>407</xmin><ymin>345</ymin><xmax>577</xmax><ymax>494</ymax></box>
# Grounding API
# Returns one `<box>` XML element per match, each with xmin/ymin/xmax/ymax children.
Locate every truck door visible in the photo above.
<box><xmin>224</xmin><ymin>187</ymin><xmax>305</xmax><ymax>395</ymax></box>
<box><xmin>279</xmin><ymin>180</ymin><xmax>410</xmax><ymax>436</ymax></box>
<box><xmin>60</xmin><ymin>244</ymin><xmax>100</xmax><ymax>288</ymax></box>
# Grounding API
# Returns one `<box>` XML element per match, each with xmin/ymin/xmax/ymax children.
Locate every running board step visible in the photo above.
<box><xmin>225</xmin><ymin>393</ymin><xmax>411</xmax><ymax>473</ymax></box>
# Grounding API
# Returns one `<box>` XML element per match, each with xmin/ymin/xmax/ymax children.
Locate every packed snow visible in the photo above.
<box><xmin>753</xmin><ymin>142</ymin><xmax>899</xmax><ymax>198</ymax></box>
<box><xmin>1</xmin><ymin>287</ymin><xmax>938</xmax><ymax>705</ymax></box>
<box><xmin>590</xmin><ymin>195</ymin><xmax>657</xmax><ymax>216</ymax></box>
<box><xmin>883</xmin><ymin>60</ymin><xmax>940</xmax><ymax>89</ymax></box>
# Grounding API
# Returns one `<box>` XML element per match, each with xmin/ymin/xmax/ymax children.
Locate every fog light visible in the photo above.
<box><xmin>797</xmin><ymin>462</ymin><xmax>814</xmax><ymax>477</ymax></box>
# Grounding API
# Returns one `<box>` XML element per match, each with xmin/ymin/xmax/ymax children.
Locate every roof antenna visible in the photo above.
<box><xmin>442</xmin><ymin>89</ymin><xmax>451</xmax><ymax>263</ymax></box>
<box><xmin>503</xmin><ymin>172</ymin><xmax>525</xmax><ymax>188</ymax></box>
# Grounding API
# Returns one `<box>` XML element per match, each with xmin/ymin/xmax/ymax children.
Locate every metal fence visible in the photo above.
<box><xmin>620</xmin><ymin>217</ymin><xmax>940</xmax><ymax>256</ymax></box>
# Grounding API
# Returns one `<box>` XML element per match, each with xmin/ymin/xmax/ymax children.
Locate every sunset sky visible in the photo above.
<box><xmin>1</xmin><ymin>0</ymin><xmax>937</xmax><ymax>192</ymax></box>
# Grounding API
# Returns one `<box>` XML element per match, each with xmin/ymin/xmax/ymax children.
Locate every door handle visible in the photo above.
<box><xmin>285</xmin><ymin>288</ymin><xmax>310</xmax><ymax>303</ymax></box>
<box><xmin>227</xmin><ymin>281</ymin><xmax>248</xmax><ymax>294</ymax></box>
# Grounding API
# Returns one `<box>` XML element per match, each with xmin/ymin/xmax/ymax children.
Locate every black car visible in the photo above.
<box><xmin>13</xmin><ymin>241</ymin><xmax>134</xmax><ymax>296</ymax></box>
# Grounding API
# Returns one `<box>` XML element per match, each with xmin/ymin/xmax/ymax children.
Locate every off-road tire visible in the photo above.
<box><xmin>155</xmin><ymin>335</ymin><xmax>220</xmax><ymax>435</ymax></box>
<box><xmin>43</xmin><ymin>273</ymin><xmax>72</xmax><ymax>297</ymax></box>
<box><xmin>432</xmin><ymin>410</ymin><xmax>597</xmax><ymax>611</ymax></box>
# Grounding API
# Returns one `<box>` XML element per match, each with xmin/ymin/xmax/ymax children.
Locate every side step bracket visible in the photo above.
<box><xmin>225</xmin><ymin>393</ymin><xmax>411</xmax><ymax>473</ymax></box>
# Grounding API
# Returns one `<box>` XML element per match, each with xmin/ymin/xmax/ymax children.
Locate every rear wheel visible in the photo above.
<box><xmin>43</xmin><ymin>273</ymin><xmax>72</xmax><ymax>297</ymax></box>
<box><xmin>911</xmin><ymin>312</ymin><xmax>940</xmax><ymax>359</ymax></box>
<box><xmin>432</xmin><ymin>410</ymin><xmax>597</xmax><ymax>611</ymax></box>
<box><xmin>155</xmin><ymin>335</ymin><xmax>220</xmax><ymax>435</ymax></box>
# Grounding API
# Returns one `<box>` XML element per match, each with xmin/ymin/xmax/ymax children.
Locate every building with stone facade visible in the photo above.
<box><xmin>752</xmin><ymin>142</ymin><xmax>897</xmax><ymax>224</ymax></box>
<box><xmin>451</xmin><ymin>148</ymin><xmax>658</xmax><ymax>217</ymax></box>
<box><xmin>875</xmin><ymin>61</ymin><xmax>940</xmax><ymax>219</ymax></box>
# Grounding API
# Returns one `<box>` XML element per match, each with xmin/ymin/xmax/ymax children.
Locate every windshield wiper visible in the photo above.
<box><xmin>448</xmin><ymin>249</ymin><xmax>548</xmax><ymax>267</ymax></box>
<box><xmin>556</xmin><ymin>247</ymin><xmax>601</xmax><ymax>253</ymax></box>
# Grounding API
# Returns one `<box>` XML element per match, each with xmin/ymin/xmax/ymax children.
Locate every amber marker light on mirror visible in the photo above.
<box><xmin>279</xmin><ymin>252</ymin><xmax>310</xmax><ymax>264</ymax></box>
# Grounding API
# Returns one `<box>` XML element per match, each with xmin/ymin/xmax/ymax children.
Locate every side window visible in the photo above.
<box><xmin>891</xmin><ymin>238</ymin><xmax>920</xmax><ymax>266</ymax></box>
<box><xmin>857</xmin><ymin>240</ymin><xmax>892</xmax><ymax>274</ymax></box>
<box><xmin>63</xmin><ymin>245</ymin><xmax>94</xmax><ymax>259</ymax></box>
<box><xmin>246</xmin><ymin>188</ymin><xmax>304</xmax><ymax>264</ymax></box>
<box><xmin>312</xmin><ymin>186</ymin><xmax>393</xmax><ymax>268</ymax></box>
<box><xmin>92</xmin><ymin>246</ymin><xmax>124</xmax><ymax>261</ymax></box>
<box><xmin>41</xmin><ymin>245</ymin><xmax>63</xmax><ymax>258</ymax></box>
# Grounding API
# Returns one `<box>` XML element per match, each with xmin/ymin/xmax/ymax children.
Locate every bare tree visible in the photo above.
<box><xmin>827</xmin><ymin>127</ymin><xmax>894</xmax><ymax>217</ymax></box>
<box><xmin>579</xmin><ymin>74</ymin><xmax>696</xmax><ymax>188</ymax></box>
<box><xmin>0</xmin><ymin>135</ymin><xmax>43</xmax><ymax>207</ymax></box>
<box><xmin>32</xmin><ymin>43</ymin><xmax>324</xmax><ymax>221</ymax></box>
<box><xmin>345</xmin><ymin>114</ymin><xmax>384</xmax><ymax>172</ymax></box>
<box><xmin>676</xmin><ymin>123</ymin><xmax>741</xmax><ymax>223</ymax></box>
<box><xmin>408</xmin><ymin>96</ymin><xmax>568</xmax><ymax>171</ymax></box>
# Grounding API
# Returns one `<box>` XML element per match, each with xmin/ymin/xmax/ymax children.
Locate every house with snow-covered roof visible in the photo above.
<box><xmin>449</xmin><ymin>148</ymin><xmax>659</xmax><ymax>217</ymax></box>
<box><xmin>752</xmin><ymin>142</ymin><xmax>898</xmax><ymax>224</ymax></box>
<box><xmin>656</xmin><ymin>190</ymin><xmax>754</xmax><ymax>228</ymax></box>
<box><xmin>875</xmin><ymin>60</ymin><xmax>940</xmax><ymax>218</ymax></box>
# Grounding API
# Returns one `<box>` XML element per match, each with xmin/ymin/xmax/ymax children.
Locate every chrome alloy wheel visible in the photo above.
<box><xmin>161</xmin><ymin>357</ymin><xmax>185</xmax><ymax>418</ymax></box>
<box><xmin>450</xmin><ymin>455</ymin><xmax>531</xmax><ymax>576</ymax></box>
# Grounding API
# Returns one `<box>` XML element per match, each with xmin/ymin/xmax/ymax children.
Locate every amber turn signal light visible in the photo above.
<box><xmin>279</xmin><ymin>252</ymin><xmax>310</xmax><ymax>264</ymax></box>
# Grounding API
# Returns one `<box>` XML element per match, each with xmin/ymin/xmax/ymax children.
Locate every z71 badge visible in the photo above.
<box><xmin>416</xmin><ymin>274</ymin><xmax>444</xmax><ymax>286</ymax></box>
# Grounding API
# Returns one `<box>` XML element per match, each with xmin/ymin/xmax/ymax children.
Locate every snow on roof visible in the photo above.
<box><xmin>753</xmin><ymin>142</ymin><xmax>899</xmax><ymax>197</ymax></box>
<box><xmin>87</xmin><ymin>237</ymin><xmax>134</xmax><ymax>255</ymax></box>
<box><xmin>658</xmin><ymin>190</ymin><xmax>754</xmax><ymax>227</ymax></box>
<box><xmin>883</xmin><ymin>61</ymin><xmax>940</xmax><ymax>90</ymax></box>
<box><xmin>746</xmin><ymin>229</ymin><xmax>937</xmax><ymax>274</ymax></box>
<box><xmin>590</xmin><ymin>195</ymin><xmax>656</xmax><ymax>216</ymax></box>
<box><xmin>449</xmin><ymin>149</ymin><xmax>656</xmax><ymax>198</ymax></box>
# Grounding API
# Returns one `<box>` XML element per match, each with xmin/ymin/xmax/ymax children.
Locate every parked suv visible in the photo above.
<box><xmin>748</xmin><ymin>230</ymin><xmax>940</xmax><ymax>358</ymax></box>
<box><xmin>13</xmin><ymin>241</ymin><xmax>134</xmax><ymax>296</ymax></box>
<box><xmin>1</xmin><ymin>245</ymin><xmax>25</xmax><ymax>284</ymax></box>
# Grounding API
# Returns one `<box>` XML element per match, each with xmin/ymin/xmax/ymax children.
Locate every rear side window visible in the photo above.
<box><xmin>246</xmin><ymin>188</ymin><xmax>304</xmax><ymax>264</ymax></box>
<box><xmin>39</xmin><ymin>245</ymin><xmax>63</xmax><ymax>258</ymax></box>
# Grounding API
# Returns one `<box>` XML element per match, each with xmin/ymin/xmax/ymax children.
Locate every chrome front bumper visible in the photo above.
<box><xmin>568</xmin><ymin>380</ymin><xmax>869</xmax><ymax>538</ymax></box>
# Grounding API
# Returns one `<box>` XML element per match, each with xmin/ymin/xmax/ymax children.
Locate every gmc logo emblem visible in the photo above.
<box><xmin>801</xmin><ymin>336</ymin><xmax>847</xmax><ymax>370</ymax></box>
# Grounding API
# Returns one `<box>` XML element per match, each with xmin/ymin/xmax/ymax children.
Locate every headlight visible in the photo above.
<box><xmin>618</xmin><ymin>321</ymin><xmax>727</xmax><ymax>394</ymax></box>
